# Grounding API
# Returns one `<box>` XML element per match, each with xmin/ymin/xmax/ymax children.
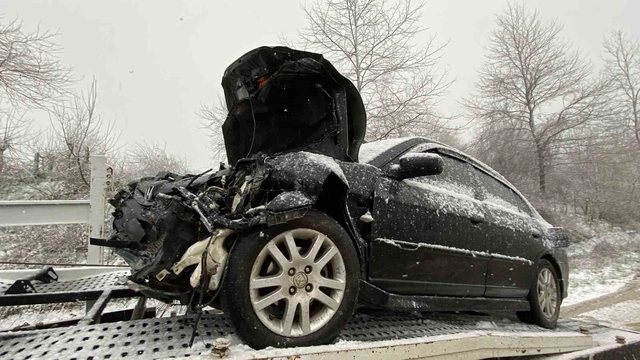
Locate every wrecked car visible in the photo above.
<box><xmin>100</xmin><ymin>46</ymin><xmax>570</xmax><ymax>349</ymax></box>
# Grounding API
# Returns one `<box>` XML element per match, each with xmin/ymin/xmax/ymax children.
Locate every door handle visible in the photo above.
<box><xmin>531</xmin><ymin>229</ymin><xmax>542</xmax><ymax>238</ymax></box>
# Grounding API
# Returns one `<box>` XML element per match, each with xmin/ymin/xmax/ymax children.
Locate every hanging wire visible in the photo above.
<box><xmin>245</xmin><ymin>99</ymin><xmax>257</xmax><ymax>158</ymax></box>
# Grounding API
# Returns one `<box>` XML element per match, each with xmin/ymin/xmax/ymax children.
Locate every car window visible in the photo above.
<box><xmin>474</xmin><ymin>168</ymin><xmax>532</xmax><ymax>215</ymax></box>
<box><xmin>407</xmin><ymin>153</ymin><xmax>479</xmax><ymax>199</ymax></box>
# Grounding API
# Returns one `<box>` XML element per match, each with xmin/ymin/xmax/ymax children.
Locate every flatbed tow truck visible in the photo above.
<box><xmin>0</xmin><ymin>266</ymin><xmax>638</xmax><ymax>360</ymax></box>
<box><xmin>1</xmin><ymin>157</ymin><xmax>638</xmax><ymax>360</ymax></box>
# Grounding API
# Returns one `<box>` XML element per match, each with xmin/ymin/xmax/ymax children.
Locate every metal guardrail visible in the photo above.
<box><xmin>0</xmin><ymin>200</ymin><xmax>91</xmax><ymax>226</ymax></box>
<box><xmin>0</xmin><ymin>156</ymin><xmax>111</xmax><ymax>264</ymax></box>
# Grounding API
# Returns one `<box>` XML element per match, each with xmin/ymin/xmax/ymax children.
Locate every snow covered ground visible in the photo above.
<box><xmin>560</xmin><ymin>229</ymin><xmax>640</xmax><ymax>331</ymax></box>
<box><xmin>577</xmin><ymin>299</ymin><xmax>640</xmax><ymax>331</ymax></box>
<box><xmin>563</xmin><ymin>230</ymin><xmax>640</xmax><ymax>306</ymax></box>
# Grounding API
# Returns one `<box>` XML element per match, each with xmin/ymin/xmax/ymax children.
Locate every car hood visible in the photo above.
<box><xmin>221</xmin><ymin>46</ymin><xmax>366</xmax><ymax>165</ymax></box>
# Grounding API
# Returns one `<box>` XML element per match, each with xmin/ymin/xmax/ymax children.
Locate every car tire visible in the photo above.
<box><xmin>516</xmin><ymin>259</ymin><xmax>561</xmax><ymax>328</ymax></box>
<box><xmin>221</xmin><ymin>210</ymin><xmax>360</xmax><ymax>349</ymax></box>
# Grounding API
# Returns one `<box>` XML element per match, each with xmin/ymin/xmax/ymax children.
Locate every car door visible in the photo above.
<box><xmin>369</xmin><ymin>149</ymin><xmax>491</xmax><ymax>297</ymax></box>
<box><xmin>473</xmin><ymin>168</ymin><xmax>540</xmax><ymax>298</ymax></box>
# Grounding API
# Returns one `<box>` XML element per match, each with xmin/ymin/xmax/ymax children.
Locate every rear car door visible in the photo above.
<box><xmin>473</xmin><ymin>169</ymin><xmax>539</xmax><ymax>298</ymax></box>
<box><xmin>369</xmin><ymin>149</ymin><xmax>491</xmax><ymax>297</ymax></box>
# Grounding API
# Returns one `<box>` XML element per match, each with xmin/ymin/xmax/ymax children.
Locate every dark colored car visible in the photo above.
<box><xmin>102</xmin><ymin>47</ymin><xmax>569</xmax><ymax>349</ymax></box>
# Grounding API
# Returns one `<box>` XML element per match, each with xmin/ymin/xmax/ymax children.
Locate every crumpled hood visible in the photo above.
<box><xmin>221</xmin><ymin>46</ymin><xmax>366</xmax><ymax>165</ymax></box>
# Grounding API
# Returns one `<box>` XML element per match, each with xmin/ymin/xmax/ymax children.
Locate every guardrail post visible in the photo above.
<box><xmin>88</xmin><ymin>155</ymin><xmax>109</xmax><ymax>265</ymax></box>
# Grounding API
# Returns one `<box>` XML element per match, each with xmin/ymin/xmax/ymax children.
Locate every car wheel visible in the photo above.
<box><xmin>516</xmin><ymin>259</ymin><xmax>561</xmax><ymax>328</ymax></box>
<box><xmin>221</xmin><ymin>210</ymin><xmax>360</xmax><ymax>349</ymax></box>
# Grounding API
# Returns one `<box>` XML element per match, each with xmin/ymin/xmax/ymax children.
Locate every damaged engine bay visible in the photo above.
<box><xmin>102</xmin><ymin>46</ymin><xmax>368</xmax><ymax>306</ymax></box>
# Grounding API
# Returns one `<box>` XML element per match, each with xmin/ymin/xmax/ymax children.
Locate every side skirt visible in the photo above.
<box><xmin>359</xmin><ymin>280</ymin><xmax>530</xmax><ymax>312</ymax></box>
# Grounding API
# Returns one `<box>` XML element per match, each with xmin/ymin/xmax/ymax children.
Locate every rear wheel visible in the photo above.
<box><xmin>221</xmin><ymin>210</ymin><xmax>360</xmax><ymax>349</ymax></box>
<box><xmin>517</xmin><ymin>259</ymin><xmax>561</xmax><ymax>328</ymax></box>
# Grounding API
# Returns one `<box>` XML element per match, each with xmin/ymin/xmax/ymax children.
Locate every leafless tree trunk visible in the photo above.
<box><xmin>298</xmin><ymin>0</ymin><xmax>452</xmax><ymax>140</ymax></box>
<box><xmin>464</xmin><ymin>3</ymin><xmax>615</xmax><ymax>196</ymax></box>
<box><xmin>0</xmin><ymin>19</ymin><xmax>72</xmax><ymax>108</ymax></box>
<box><xmin>603</xmin><ymin>31</ymin><xmax>640</xmax><ymax>148</ymax></box>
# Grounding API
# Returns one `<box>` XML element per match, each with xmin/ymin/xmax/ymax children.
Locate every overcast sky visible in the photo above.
<box><xmin>1</xmin><ymin>0</ymin><xmax>638</xmax><ymax>170</ymax></box>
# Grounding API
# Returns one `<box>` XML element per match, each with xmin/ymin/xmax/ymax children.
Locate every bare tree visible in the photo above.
<box><xmin>0</xmin><ymin>19</ymin><xmax>72</xmax><ymax>107</ymax></box>
<box><xmin>43</xmin><ymin>79</ymin><xmax>118</xmax><ymax>189</ymax></box>
<box><xmin>603</xmin><ymin>31</ymin><xmax>640</xmax><ymax>147</ymax></box>
<box><xmin>464</xmin><ymin>3</ymin><xmax>615</xmax><ymax>196</ymax></box>
<box><xmin>298</xmin><ymin>0</ymin><xmax>452</xmax><ymax>140</ymax></box>
<box><xmin>118</xmin><ymin>142</ymin><xmax>190</xmax><ymax>181</ymax></box>
<box><xmin>197</xmin><ymin>96</ymin><xmax>228</xmax><ymax>164</ymax></box>
<box><xmin>0</xmin><ymin>106</ymin><xmax>32</xmax><ymax>174</ymax></box>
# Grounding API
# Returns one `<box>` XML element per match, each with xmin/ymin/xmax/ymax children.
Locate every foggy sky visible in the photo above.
<box><xmin>1</xmin><ymin>0</ymin><xmax>638</xmax><ymax>170</ymax></box>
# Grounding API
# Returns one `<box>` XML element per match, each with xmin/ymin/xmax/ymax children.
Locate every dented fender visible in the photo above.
<box><xmin>266</xmin><ymin>191</ymin><xmax>315</xmax><ymax>212</ymax></box>
<box><xmin>266</xmin><ymin>152</ymin><xmax>349</xmax><ymax>194</ymax></box>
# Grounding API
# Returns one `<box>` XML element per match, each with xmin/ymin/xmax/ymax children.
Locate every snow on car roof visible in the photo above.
<box><xmin>358</xmin><ymin>137</ymin><xmax>415</xmax><ymax>164</ymax></box>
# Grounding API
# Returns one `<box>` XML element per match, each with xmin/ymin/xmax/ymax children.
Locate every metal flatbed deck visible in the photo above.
<box><xmin>0</xmin><ymin>268</ymin><xmax>135</xmax><ymax>306</ymax></box>
<box><xmin>2</xmin><ymin>310</ymin><xmax>631</xmax><ymax>360</ymax></box>
<box><xmin>1</xmin><ymin>267</ymin><xmax>639</xmax><ymax>359</ymax></box>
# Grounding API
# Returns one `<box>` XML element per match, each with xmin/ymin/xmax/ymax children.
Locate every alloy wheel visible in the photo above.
<box><xmin>537</xmin><ymin>268</ymin><xmax>558</xmax><ymax>318</ymax></box>
<box><xmin>249</xmin><ymin>228</ymin><xmax>347</xmax><ymax>337</ymax></box>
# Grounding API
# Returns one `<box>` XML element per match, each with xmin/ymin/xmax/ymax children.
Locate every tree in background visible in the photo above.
<box><xmin>465</xmin><ymin>3</ymin><xmax>615</xmax><ymax>197</ymax></box>
<box><xmin>604</xmin><ymin>31</ymin><xmax>640</xmax><ymax>148</ymax></box>
<box><xmin>0</xmin><ymin>19</ymin><xmax>71</xmax><ymax>108</ymax></box>
<box><xmin>197</xmin><ymin>95</ymin><xmax>228</xmax><ymax>164</ymax></box>
<box><xmin>0</xmin><ymin>18</ymin><xmax>71</xmax><ymax>180</ymax></box>
<box><xmin>117</xmin><ymin>141</ymin><xmax>190</xmax><ymax>182</ymax></box>
<box><xmin>0</xmin><ymin>107</ymin><xmax>32</xmax><ymax>174</ymax></box>
<box><xmin>299</xmin><ymin>0</ymin><xmax>452</xmax><ymax>141</ymax></box>
<box><xmin>37</xmin><ymin>79</ymin><xmax>118</xmax><ymax>193</ymax></box>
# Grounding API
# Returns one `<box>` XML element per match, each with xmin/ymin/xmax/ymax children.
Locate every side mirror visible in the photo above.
<box><xmin>545</xmin><ymin>227</ymin><xmax>570</xmax><ymax>248</ymax></box>
<box><xmin>388</xmin><ymin>153</ymin><xmax>444</xmax><ymax>179</ymax></box>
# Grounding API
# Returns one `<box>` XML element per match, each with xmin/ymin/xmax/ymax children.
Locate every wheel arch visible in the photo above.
<box><xmin>312</xmin><ymin>173</ymin><xmax>367</xmax><ymax>278</ymax></box>
<box><xmin>264</xmin><ymin>152</ymin><xmax>369</xmax><ymax>278</ymax></box>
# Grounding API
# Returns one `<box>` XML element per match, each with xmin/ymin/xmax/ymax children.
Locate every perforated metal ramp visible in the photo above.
<box><xmin>0</xmin><ymin>311</ymin><xmax>593</xmax><ymax>360</ymax></box>
<box><xmin>0</xmin><ymin>270</ymin><xmax>136</xmax><ymax>306</ymax></box>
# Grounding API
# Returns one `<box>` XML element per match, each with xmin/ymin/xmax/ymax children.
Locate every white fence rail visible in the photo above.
<box><xmin>0</xmin><ymin>156</ymin><xmax>111</xmax><ymax>264</ymax></box>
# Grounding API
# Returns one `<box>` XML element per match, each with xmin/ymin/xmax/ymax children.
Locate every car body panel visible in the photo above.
<box><xmin>360</xmin><ymin>137</ymin><xmax>568</xmax><ymax>300</ymax></box>
<box><xmin>369</xmin><ymin>176</ymin><xmax>490</xmax><ymax>297</ymax></box>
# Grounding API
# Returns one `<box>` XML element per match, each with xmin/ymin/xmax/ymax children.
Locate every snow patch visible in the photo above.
<box><xmin>563</xmin><ymin>231</ymin><xmax>640</xmax><ymax>306</ymax></box>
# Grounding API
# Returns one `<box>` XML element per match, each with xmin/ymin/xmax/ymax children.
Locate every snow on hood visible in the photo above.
<box><xmin>266</xmin><ymin>151</ymin><xmax>349</xmax><ymax>191</ymax></box>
